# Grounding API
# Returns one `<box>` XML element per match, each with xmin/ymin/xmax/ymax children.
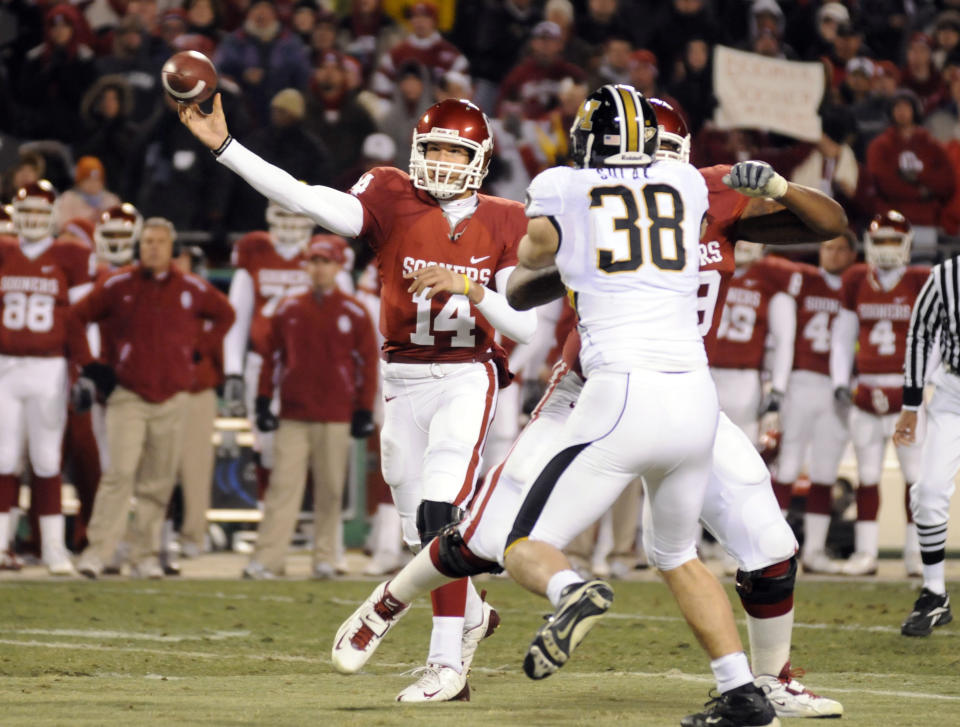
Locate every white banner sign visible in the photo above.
<box><xmin>713</xmin><ymin>46</ymin><xmax>824</xmax><ymax>142</ymax></box>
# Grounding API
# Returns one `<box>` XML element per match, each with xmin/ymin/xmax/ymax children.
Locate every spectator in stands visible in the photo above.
<box><xmin>335</xmin><ymin>131</ymin><xmax>397</xmax><ymax>190</ymax></box>
<box><xmin>843</xmin><ymin>58</ymin><xmax>891</xmax><ymax>160</ymax></box>
<box><xmin>926</xmin><ymin>63</ymin><xmax>960</xmax><ymax>144</ymax></box>
<box><xmin>648</xmin><ymin>0</ymin><xmax>724</xmax><ymax>85</ymax></box>
<box><xmin>214</xmin><ymin>0</ymin><xmax>311</xmax><ymax>128</ymax></box>
<box><xmin>1</xmin><ymin>152</ymin><xmax>45</xmax><ymax>203</ymax></box>
<box><xmin>522</xmin><ymin>75</ymin><xmax>588</xmax><ymax>172</ymax></box>
<box><xmin>874</xmin><ymin>59</ymin><xmax>902</xmax><ymax>98</ymax></box>
<box><xmin>827</xmin><ymin>23</ymin><xmax>872</xmax><ymax>89</ymax></box>
<box><xmin>933</xmin><ymin>10</ymin><xmax>960</xmax><ymax>71</ymax></box>
<box><xmin>184</xmin><ymin>0</ymin><xmax>225</xmax><ymax>47</ymax></box>
<box><xmin>158</xmin><ymin>8</ymin><xmax>190</xmax><ymax>48</ymax></box>
<box><xmin>575</xmin><ymin>0</ymin><xmax>643</xmax><ymax>58</ymax></box>
<box><xmin>288</xmin><ymin>0</ymin><xmax>318</xmax><ymax>46</ymax></box>
<box><xmin>624</xmin><ymin>50</ymin><xmax>683</xmax><ymax>119</ymax></box>
<box><xmin>377</xmin><ymin>60</ymin><xmax>433</xmax><ymax>173</ymax></box>
<box><xmin>338</xmin><ymin>0</ymin><xmax>402</xmax><ymax>84</ymax></box>
<box><xmin>370</xmin><ymin>1</ymin><xmax>468</xmax><ymax>99</ymax></box>
<box><xmin>304</xmin><ymin>51</ymin><xmax>377</xmax><ymax>179</ymax></box>
<box><xmin>747</xmin><ymin>0</ymin><xmax>796</xmax><ymax>60</ymax></box>
<box><xmin>543</xmin><ymin>0</ymin><xmax>592</xmax><ymax>71</ymax></box>
<box><xmin>77</xmin><ymin>76</ymin><xmax>140</xmax><ymax>201</ymax></box>
<box><xmin>308</xmin><ymin>13</ymin><xmax>364</xmax><ymax>91</ymax></box>
<box><xmin>449</xmin><ymin>0</ymin><xmax>541</xmax><ymax>115</ymax></box>
<box><xmin>903</xmin><ymin>33</ymin><xmax>946</xmax><ymax>114</ymax></box>
<box><xmin>243</xmin><ymin>235</ymin><xmax>376</xmax><ymax>580</ymax></box>
<box><xmin>55</xmin><ymin>156</ymin><xmax>121</xmax><ymax>228</ymax></box>
<box><xmin>497</xmin><ymin>20</ymin><xmax>586</xmax><ymax>120</ymax></box>
<box><xmin>15</xmin><ymin>4</ymin><xmax>97</xmax><ymax>143</ymax></box>
<box><xmin>859</xmin><ymin>1</ymin><xmax>908</xmax><ymax>63</ymax></box>
<box><xmin>866</xmin><ymin>89</ymin><xmax>955</xmax><ymax>256</ymax></box>
<box><xmin>805</xmin><ymin>1</ymin><xmax>849</xmax><ymax>61</ymax></box>
<box><xmin>128</xmin><ymin>95</ymin><xmax>236</xmax><ymax>235</ymax></box>
<box><xmin>667</xmin><ymin>37</ymin><xmax>715</xmax><ymax>134</ymax></box>
<box><xmin>94</xmin><ymin>14</ymin><xmax>166</xmax><ymax>124</ymax></box>
<box><xmin>227</xmin><ymin>88</ymin><xmax>332</xmax><ymax>231</ymax></box>
<box><xmin>74</xmin><ymin>217</ymin><xmax>235</xmax><ymax>579</ymax></box>
<box><xmin>589</xmin><ymin>33</ymin><xmax>635</xmax><ymax>89</ymax></box>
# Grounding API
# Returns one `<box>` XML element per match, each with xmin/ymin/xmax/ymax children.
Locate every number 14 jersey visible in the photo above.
<box><xmin>526</xmin><ymin>160</ymin><xmax>708</xmax><ymax>376</ymax></box>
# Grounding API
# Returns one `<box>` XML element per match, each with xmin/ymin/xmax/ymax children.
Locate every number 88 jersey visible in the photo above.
<box><xmin>0</xmin><ymin>236</ymin><xmax>94</xmax><ymax>357</ymax></box>
<box><xmin>526</xmin><ymin>160</ymin><xmax>708</xmax><ymax>376</ymax></box>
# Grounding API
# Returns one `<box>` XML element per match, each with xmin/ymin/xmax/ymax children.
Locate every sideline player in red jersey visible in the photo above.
<box><xmin>0</xmin><ymin>181</ymin><xmax>96</xmax><ymax>575</ymax></box>
<box><xmin>180</xmin><ymin>94</ymin><xmax>538</xmax><ymax>701</ymax></box>
<box><xmin>830</xmin><ymin>211</ymin><xmax>929</xmax><ymax>576</ymax></box>
<box><xmin>221</xmin><ymin>202</ymin><xmax>314</xmax><ymax>502</ymax></box>
<box><xmin>332</xmin><ymin>99</ymin><xmax>848</xmax><ymax>720</ymax></box>
<box><xmin>771</xmin><ymin>233</ymin><xmax>856</xmax><ymax>573</ymax></box>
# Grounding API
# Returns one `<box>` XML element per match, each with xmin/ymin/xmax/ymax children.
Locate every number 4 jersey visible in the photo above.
<box><xmin>526</xmin><ymin>160</ymin><xmax>708</xmax><ymax>376</ymax></box>
<box><xmin>0</xmin><ymin>236</ymin><xmax>94</xmax><ymax>357</ymax></box>
<box><xmin>350</xmin><ymin>166</ymin><xmax>524</xmax><ymax>362</ymax></box>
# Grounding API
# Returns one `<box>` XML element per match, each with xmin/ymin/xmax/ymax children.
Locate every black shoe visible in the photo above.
<box><xmin>681</xmin><ymin>684</ymin><xmax>780</xmax><ymax>727</ymax></box>
<box><xmin>523</xmin><ymin>579</ymin><xmax>614</xmax><ymax>680</ymax></box>
<box><xmin>901</xmin><ymin>588</ymin><xmax>952</xmax><ymax>637</ymax></box>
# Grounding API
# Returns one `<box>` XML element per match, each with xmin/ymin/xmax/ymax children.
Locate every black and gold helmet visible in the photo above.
<box><xmin>569</xmin><ymin>84</ymin><xmax>660</xmax><ymax>169</ymax></box>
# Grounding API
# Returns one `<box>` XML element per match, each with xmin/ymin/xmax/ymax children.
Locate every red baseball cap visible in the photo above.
<box><xmin>307</xmin><ymin>234</ymin><xmax>347</xmax><ymax>263</ymax></box>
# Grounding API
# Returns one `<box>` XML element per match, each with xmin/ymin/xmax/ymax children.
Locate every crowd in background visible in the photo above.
<box><xmin>5</xmin><ymin>0</ymin><xmax>960</xmax><ymax>264</ymax></box>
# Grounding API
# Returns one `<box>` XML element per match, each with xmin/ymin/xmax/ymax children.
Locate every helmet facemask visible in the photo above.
<box><xmin>655</xmin><ymin>128</ymin><xmax>691</xmax><ymax>163</ymax></box>
<box><xmin>14</xmin><ymin>201</ymin><xmax>56</xmax><ymax>243</ymax></box>
<box><xmin>267</xmin><ymin>203</ymin><xmax>314</xmax><ymax>252</ymax></box>
<box><xmin>734</xmin><ymin>241</ymin><xmax>765</xmax><ymax>267</ymax></box>
<box><xmin>865</xmin><ymin>232</ymin><xmax>912</xmax><ymax>269</ymax></box>
<box><xmin>409</xmin><ymin>132</ymin><xmax>490</xmax><ymax>200</ymax></box>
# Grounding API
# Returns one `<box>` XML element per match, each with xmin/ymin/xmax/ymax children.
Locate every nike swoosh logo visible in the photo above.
<box><xmin>41</xmin><ymin>266</ymin><xmax>55</xmax><ymax>273</ymax></box>
<box><xmin>422</xmin><ymin>689</ymin><xmax>441</xmax><ymax>698</ymax></box>
<box><xmin>469</xmin><ymin>255</ymin><xmax>489</xmax><ymax>264</ymax></box>
<box><xmin>554</xmin><ymin>616</ymin><xmax>576</xmax><ymax>642</ymax></box>
<box><xmin>385</xmin><ymin>395</ymin><xmax>397</xmax><ymax>402</ymax></box>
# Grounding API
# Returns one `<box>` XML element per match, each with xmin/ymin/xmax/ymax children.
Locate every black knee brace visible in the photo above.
<box><xmin>416</xmin><ymin>500</ymin><xmax>462</xmax><ymax>548</ymax></box>
<box><xmin>735</xmin><ymin>555</ymin><xmax>798</xmax><ymax>607</ymax></box>
<box><xmin>435</xmin><ymin>526</ymin><xmax>504</xmax><ymax>578</ymax></box>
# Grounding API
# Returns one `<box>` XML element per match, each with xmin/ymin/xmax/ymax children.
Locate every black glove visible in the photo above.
<box><xmin>255</xmin><ymin>395</ymin><xmax>278</xmax><ymax>432</ymax></box>
<box><xmin>81</xmin><ymin>361</ymin><xmax>116</xmax><ymax>398</ymax></box>
<box><xmin>70</xmin><ymin>377</ymin><xmax>97</xmax><ymax>413</ymax></box>
<box><xmin>350</xmin><ymin>409</ymin><xmax>374</xmax><ymax>438</ymax></box>
<box><xmin>222</xmin><ymin>374</ymin><xmax>246</xmax><ymax>417</ymax></box>
<box><xmin>758</xmin><ymin>389</ymin><xmax>784</xmax><ymax>416</ymax></box>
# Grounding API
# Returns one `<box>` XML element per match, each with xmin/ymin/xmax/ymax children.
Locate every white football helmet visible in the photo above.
<box><xmin>95</xmin><ymin>203</ymin><xmax>142</xmax><ymax>265</ymax></box>
<box><xmin>734</xmin><ymin>240</ymin><xmax>765</xmax><ymax>267</ymax></box>
<box><xmin>12</xmin><ymin>180</ymin><xmax>57</xmax><ymax>242</ymax></box>
<box><xmin>267</xmin><ymin>201</ymin><xmax>314</xmax><ymax>252</ymax></box>
<box><xmin>864</xmin><ymin>210</ymin><xmax>912</xmax><ymax>269</ymax></box>
<box><xmin>409</xmin><ymin>98</ymin><xmax>493</xmax><ymax>199</ymax></box>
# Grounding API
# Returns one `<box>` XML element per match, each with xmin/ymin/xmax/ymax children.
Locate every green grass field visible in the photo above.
<box><xmin>1</xmin><ymin>578</ymin><xmax>958</xmax><ymax>726</ymax></box>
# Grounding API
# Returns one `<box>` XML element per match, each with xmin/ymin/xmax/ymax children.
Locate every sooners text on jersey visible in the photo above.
<box><xmin>350</xmin><ymin>166</ymin><xmax>524</xmax><ymax>362</ymax></box>
<box><xmin>0</xmin><ymin>236</ymin><xmax>94</xmax><ymax>357</ymax></box>
<box><xmin>841</xmin><ymin>263</ymin><xmax>929</xmax><ymax>414</ymax></box>
<box><xmin>232</xmin><ymin>231</ymin><xmax>310</xmax><ymax>356</ymax></box>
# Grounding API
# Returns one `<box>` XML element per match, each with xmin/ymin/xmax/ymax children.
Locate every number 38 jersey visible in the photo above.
<box><xmin>526</xmin><ymin>160</ymin><xmax>708</xmax><ymax>375</ymax></box>
<box><xmin>0</xmin><ymin>236</ymin><xmax>94</xmax><ymax>357</ymax></box>
<box><xmin>350</xmin><ymin>166</ymin><xmax>524</xmax><ymax>362</ymax></box>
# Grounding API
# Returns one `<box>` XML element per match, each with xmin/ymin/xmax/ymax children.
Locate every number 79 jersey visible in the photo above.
<box><xmin>526</xmin><ymin>160</ymin><xmax>709</xmax><ymax>375</ymax></box>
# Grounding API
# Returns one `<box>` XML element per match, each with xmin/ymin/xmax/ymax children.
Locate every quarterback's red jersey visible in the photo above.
<box><xmin>791</xmin><ymin>262</ymin><xmax>844</xmax><ymax>376</ymax></box>
<box><xmin>231</xmin><ymin>231</ymin><xmax>310</xmax><ymax>356</ymax></box>
<box><xmin>841</xmin><ymin>263</ymin><xmax>929</xmax><ymax>414</ymax></box>
<box><xmin>698</xmin><ymin>165</ymin><xmax>748</xmax><ymax>350</ymax></box>
<box><xmin>350</xmin><ymin>166</ymin><xmax>524</xmax><ymax>363</ymax></box>
<box><xmin>0</xmin><ymin>236</ymin><xmax>94</xmax><ymax>357</ymax></box>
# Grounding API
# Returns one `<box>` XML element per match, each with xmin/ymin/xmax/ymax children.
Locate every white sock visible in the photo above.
<box><xmin>464</xmin><ymin>578</ymin><xmax>483</xmax><ymax>630</ymax></box>
<box><xmin>854</xmin><ymin>520</ymin><xmax>879</xmax><ymax>557</ymax></box>
<box><xmin>428</xmin><ymin>616</ymin><xmax>464</xmax><ymax>672</ymax></box>
<box><xmin>923</xmin><ymin>561</ymin><xmax>947</xmax><ymax>595</ymax></box>
<box><xmin>546</xmin><ymin>569</ymin><xmax>583</xmax><ymax>608</ymax></box>
<box><xmin>802</xmin><ymin>513</ymin><xmax>831</xmax><ymax>557</ymax></box>
<box><xmin>387</xmin><ymin>546</ymin><xmax>449</xmax><ymax>603</ymax></box>
<box><xmin>7</xmin><ymin>507</ymin><xmax>21</xmax><ymax>548</ymax></box>
<box><xmin>0</xmin><ymin>512</ymin><xmax>9</xmax><ymax>551</ymax></box>
<box><xmin>746</xmin><ymin>610</ymin><xmax>793</xmax><ymax>676</ymax></box>
<box><xmin>904</xmin><ymin>523</ymin><xmax>920</xmax><ymax>558</ymax></box>
<box><xmin>711</xmin><ymin>651</ymin><xmax>753</xmax><ymax>693</ymax></box>
<box><xmin>39</xmin><ymin>514</ymin><xmax>67</xmax><ymax>562</ymax></box>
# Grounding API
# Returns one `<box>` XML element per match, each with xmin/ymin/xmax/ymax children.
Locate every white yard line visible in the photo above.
<box><xmin>0</xmin><ymin>628</ymin><xmax>249</xmax><ymax>642</ymax></box>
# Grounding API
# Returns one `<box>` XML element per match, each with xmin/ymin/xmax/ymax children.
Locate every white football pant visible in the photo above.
<box><xmin>0</xmin><ymin>355</ymin><xmax>68</xmax><ymax>477</ymax></box>
<box><xmin>711</xmin><ymin>367</ymin><xmax>762</xmax><ymax>445</ymax></box>
<box><xmin>776</xmin><ymin>370</ymin><xmax>849</xmax><ymax>485</ymax></box>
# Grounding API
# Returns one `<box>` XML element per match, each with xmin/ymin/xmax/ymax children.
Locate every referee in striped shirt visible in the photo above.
<box><xmin>894</xmin><ymin>256</ymin><xmax>959</xmax><ymax>637</ymax></box>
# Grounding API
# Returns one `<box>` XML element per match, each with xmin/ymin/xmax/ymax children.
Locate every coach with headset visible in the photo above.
<box><xmin>71</xmin><ymin>217</ymin><xmax>235</xmax><ymax>579</ymax></box>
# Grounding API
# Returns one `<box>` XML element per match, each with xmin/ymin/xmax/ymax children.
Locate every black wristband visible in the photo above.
<box><xmin>213</xmin><ymin>134</ymin><xmax>233</xmax><ymax>157</ymax></box>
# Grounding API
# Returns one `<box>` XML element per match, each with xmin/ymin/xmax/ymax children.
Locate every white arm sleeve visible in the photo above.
<box><xmin>86</xmin><ymin>323</ymin><xmax>101</xmax><ymax>360</ymax></box>
<box><xmin>474</xmin><ymin>267</ymin><xmax>539</xmax><ymax>344</ymax></box>
<box><xmin>68</xmin><ymin>282</ymin><xmax>93</xmax><ymax>303</ymax></box>
<box><xmin>224</xmin><ymin>268</ymin><xmax>254</xmax><ymax>376</ymax></box>
<box><xmin>767</xmin><ymin>292</ymin><xmax>796</xmax><ymax>393</ymax></box>
<box><xmin>829</xmin><ymin>308</ymin><xmax>859</xmax><ymax>389</ymax></box>
<box><xmin>217</xmin><ymin>141</ymin><xmax>364</xmax><ymax>237</ymax></box>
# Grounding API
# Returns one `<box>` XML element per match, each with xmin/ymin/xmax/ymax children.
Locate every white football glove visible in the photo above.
<box><xmin>722</xmin><ymin>161</ymin><xmax>789</xmax><ymax>199</ymax></box>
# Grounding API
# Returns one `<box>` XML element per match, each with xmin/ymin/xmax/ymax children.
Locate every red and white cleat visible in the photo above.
<box><xmin>331</xmin><ymin>580</ymin><xmax>409</xmax><ymax>674</ymax></box>
<box><xmin>461</xmin><ymin>590</ymin><xmax>500</xmax><ymax>675</ymax></box>
<box><xmin>755</xmin><ymin>663</ymin><xmax>843</xmax><ymax>718</ymax></box>
<box><xmin>396</xmin><ymin>663</ymin><xmax>469</xmax><ymax>702</ymax></box>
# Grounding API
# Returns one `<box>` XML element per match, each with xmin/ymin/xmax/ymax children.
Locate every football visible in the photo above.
<box><xmin>161</xmin><ymin>50</ymin><xmax>218</xmax><ymax>104</ymax></box>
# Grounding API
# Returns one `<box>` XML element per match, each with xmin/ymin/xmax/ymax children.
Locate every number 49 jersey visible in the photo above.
<box><xmin>526</xmin><ymin>160</ymin><xmax>708</xmax><ymax>375</ymax></box>
<box><xmin>0</xmin><ymin>236</ymin><xmax>94</xmax><ymax>357</ymax></box>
